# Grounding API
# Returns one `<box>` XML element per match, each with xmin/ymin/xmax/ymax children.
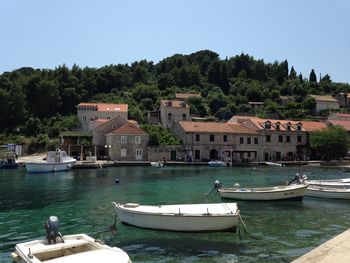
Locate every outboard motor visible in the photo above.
<box><xmin>204</xmin><ymin>180</ymin><xmax>222</xmax><ymax>196</ymax></box>
<box><xmin>45</xmin><ymin>216</ymin><xmax>64</xmax><ymax>244</ymax></box>
<box><xmin>287</xmin><ymin>173</ymin><xmax>305</xmax><ymax>185</ymax></box>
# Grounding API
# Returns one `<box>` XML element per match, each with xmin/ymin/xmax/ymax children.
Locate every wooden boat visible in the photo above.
<box><xmin>305</xmin><ymin>185</ymin><xmax>350</xmax><ymax>199</ymax></box>
<box><xmin>11</xmin><ymin>216</ymin><xmax>131</xmax><ymax>263</ymax></box>
<box><xmin>208</xmin><ymin>160</ymin><xmax>227</xmax><ymax>167</ymax></box>
<box><xmin>112</xmin><ymin>202</ymin><xmax>239</xmax><ymax>232</ymax></box>
<box><xmin>265</xmin><ymin>162</ymin><xmax>283</xmax><ymax>167</ymax></box>
<box><xmin>218</xmin><ymin>184</ymin><xmax>308</xmax><ymax>201</ymax></box>
<box><xmin>25</xmin><ymin>149</ymin><xmax>76</xmax><ymax>173</ymax></box>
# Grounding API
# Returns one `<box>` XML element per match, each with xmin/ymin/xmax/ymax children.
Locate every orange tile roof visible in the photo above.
<box><xmin>328</xmin><ymin>120</ymin><xmax>350</xmax><ymax>131</ymax></box>
<box><xmin>178</xmin><ymin>121</ymin><xmax>257</xmax><ymax>134</ymax></box>
<box><xmin>127</xmin><ymin>120</ymin><xmax>139</xmax><ymax>125</ymax></box>
<box><xmin>161</xmin><ymin>100</ymin><xmax>189</xmax><ymax>108</ymax></box>
<box><xmin>110</xmin><ymin>123</ymin><xmax>148</xmax><ymax>135</ymax></box>
<box><xmin>299</xmin><ymin>121</ymin><xmax>328</xmax><ymax>132</ymax></box>
<box><xmin>77</xmin><ymin>103</ymin><xmax>128</xmax><ymax>112</ymax></box>
<box><xmin>334</xmin><ymin>113</ymin><xmax>350</xmax><ymax>118</ymax></box>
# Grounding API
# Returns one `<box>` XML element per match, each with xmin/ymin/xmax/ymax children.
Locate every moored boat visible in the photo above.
<box><xmin>112</xmin><ymin>202</ymin><xmax>239</xmax><ymax>232</ymax></box>
<box><xmin>208</xmin><ymin>160</ymin><xmax>227</xmax><ymax>167</ymax></box>
<box><xmin>11</xmin><ymin>216</ymin><xmax>131</xmax><ymax>263</ymax></box>
<box><xmin>150</xmin><ymin>161</ymin><xmax>163</xmax><ymax>167</ymax></box>
<box><xmin>25</xmin><ymin>149</ymin><xmax>76</xmax><ymax>173</ymax></box>
<box><xmin>305</xmin><ymin>185</ymin><xmax>350</xmax><ymax>199</ymax></box>
<box><xmin>218</xmin><ymin>183</ymin><xmax>308</xmax><ymax>201</ymax></box>
<box><xmin>0</xmin><ymin>152</ymin><xmax>19</xmax><ymax>169</ymax></box>
<box><xmin>305</xmin><ymin>179</ymin><xmax>350</xmax><ymax>188</ymax></box>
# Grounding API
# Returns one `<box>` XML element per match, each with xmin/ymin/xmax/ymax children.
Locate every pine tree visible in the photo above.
<box><xmin>309</xmin><ymin>69</ymin><xmax>317</xmax><ymax>82</ymax></box>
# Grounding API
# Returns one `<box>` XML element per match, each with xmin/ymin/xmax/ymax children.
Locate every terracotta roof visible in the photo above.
<box><xmin>178</xmin><ymin>121</ymin><xmax>257</xmax><ymax>134</ymax></box>
<box><xmin>161</xmin><ymin>100</ymin><xmax>189</xmax><ymax>108</ymax></box>
<box><xmin>309</xmin><ymin>95</ymin><xmax>338</xmax><ymax>102</ymax></box>
<box><xmin>128</xmin><ymin>120</ymin><xmax>139</xmax><ymax>125</ymax></box>
<box><xmin>301</xmin><ymin>121</ymin><xmax>328</xmax><ymax>132</ymax></box>
<box><xmin>229</xmin><ymin>116</ymin><xmax>327</xmax><ymax>132</ymax></box>
<box><xmin>175</xmin><ymin>93</ymin><xmax>201</xmax><ymax>100</ymax></box>
<box><xmin>110</xmin><ymin>123</ymin><xmax>148</xmax><ymax>135</ymax></box>
<box><xmin>333</xmin><ymin>113</ymin><xmax>350</xmax><ymax>118</ymax></box>
<box><xmin>77</xmin><ymin>103</ymin><xmax>128</xmax><ymax>112</ymax></box>
<box><xmin>328</xmin><ymin>120</ymin><xmax>350</xmax><ymax>131</ymax></box>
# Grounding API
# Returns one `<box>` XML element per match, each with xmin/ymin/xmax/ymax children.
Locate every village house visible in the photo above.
<box><xmin>174</xmin><ymin>121</ymin><xmax>259</xmax><ymax>163</ymax></box>
<box><xmin>77</xmin><ymin>103</ymin><xmax>128</xmax><ymax>131</ymax></box>
<box><xmin>309</xmin><ymin>95</ymin><xmax>340</xmax><ymax>114</ymax></box>
<box><xmin>327</xmin><ymin>113</ymin><xmax>350</xmax><ymax>133</ymax></box>
<box><xmin>278</xmin><ymin>96</ymin><xmax>294</xmax><ymax>106</ymax></box>
<box><xmin>106</xmin><ymin>123</ymin><xmax>149</xmax><ymax>161</ymax></box>
<box><xmin>174</xmin><ymin>93</ymin><xmax>201</xmax><ymax>101</ymax></box>
<box><xmin>248</xmin><ymin>101</ymin><xmax>264</xmax><ymax>111</ymax></box>
<box><xmin>229</xmin><ymin>116</ymin><xmax>327</xmax><ymax>161</ymax></box>
<box><xmin>160</xmin><ymin>100</ymin><xmax>190</xmax><ymax>129</ymax></box>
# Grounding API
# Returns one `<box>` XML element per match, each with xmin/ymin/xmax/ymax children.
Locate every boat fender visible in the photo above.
<box><xmin>234</xmin><ymin>183</ymin><xmax>240</xmax><ymax>188</ymax></box>
<box><xmin>11</xmin><ymin>252</ymin><xmax>20</xmax><ymax>261</ymax></box>
<box><xmin>115</xmin><ymin>178</ymin><xmax>120</xmax><ymax>183</ymax></box>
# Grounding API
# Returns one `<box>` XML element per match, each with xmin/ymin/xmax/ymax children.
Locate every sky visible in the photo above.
<box><xmin>1</xmin><ymin>0</ymin><xmax>350</xmax><ymax>83</ymax></box>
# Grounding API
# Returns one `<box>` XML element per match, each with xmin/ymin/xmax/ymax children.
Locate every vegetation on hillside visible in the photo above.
<box><xmin>1</xmin><ymin>50</ymin><xmax>350</xmax><ymax>149</ymax></box>
<box><xmin>141</xmin><ymin>125</ymin><xmax>181</xmax><ymax>146</ymax></box>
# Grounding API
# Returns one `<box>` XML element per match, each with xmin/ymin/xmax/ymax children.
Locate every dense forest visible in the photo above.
<box><xmin>1</xmin><ymin>50</ymin><xmax>350</xmax><ymax>145</ymax></box>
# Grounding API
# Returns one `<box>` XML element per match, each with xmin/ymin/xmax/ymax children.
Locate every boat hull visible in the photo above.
<box><xmin>305</xmin><ymin>180</ymin><xmax>350</xmax><ymax>189</ymax></box>
<box><xmin>305</xmin><ymin>187</ymin><xmax>350</xmax><ymax>199</ymax></box>
<box><xmin>113</xmin><ymin>202</ymin><xmax>239</xmax><ymax>232</ymax></box>
<box><xmin>25</xmin><ymin>161</ymin><xmax>75</xmax><ymax>173</ymax></box>
<box><xmin>218</xmin><ymin>184</ymin><xmax>308</xmax><ymax>201</ymax></box>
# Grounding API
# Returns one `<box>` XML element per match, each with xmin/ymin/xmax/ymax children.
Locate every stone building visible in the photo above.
<box><xmin>160</xmin><ymin>100</ymin><xmax>190</xmax><ymax>129</ymax></box>
<box><xmin>77</xmin><ymin>103</ymin><xmax>128</xmax><ymax>131</ymax></box>
<box><xmin>106</xmin><ymin>123</ymin><xmax>149</xmax><ymax>161</ymax></box>
<box><xmin>174</xmin><ymin>121</ymin><xmax>258</xmax><ymax>162</ymax></box>
<box><xmin>175</xmin><ymin>93</ymin><xmax>201</xmax><ymax>101</ymax></box>
<box><xmin>309</xmin><ymin>95</ymin><xmax>340</xmax><ymax>114</ymax></box>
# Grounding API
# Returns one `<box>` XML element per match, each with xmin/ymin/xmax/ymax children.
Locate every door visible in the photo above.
<box><xmin>170</xmin><ymin>150</ymin><xmax>176</xmax><ymax>161</ymax></box>
<box><xmin>264</xmin><ymin>152</ymin><xmax>269</xmax><ymax>161</ymax></box>
<box><xmin>136</xmin><ymin>149</ymin><xmax>143</xmax><ymax>160</ymax></box>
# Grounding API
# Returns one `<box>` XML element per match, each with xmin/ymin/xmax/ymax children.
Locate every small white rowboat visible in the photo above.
<box><xmin>218</xmin><ymin>184</ymin><xmax>308</xmax><ymax>201</ymax></box>
<box><xmin>305</xmin><ymin>186</ymin><xmax>350</xmax><ymax>199</ymax></box>
<box><xmin>305</xmin><ymin>179</ymin><xmax>350</xmax><ymax>188</ymax></box>
<box><xmin>112</xmin><ymin>202</ymin><xmax>239</xmax><ymax>232</ymax></box>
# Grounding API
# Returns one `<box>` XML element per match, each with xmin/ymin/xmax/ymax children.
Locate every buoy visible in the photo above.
<box><xmin>115</xmin><ymin>178</ymin><xmax>120</xmax><ymax>183</ymax></box>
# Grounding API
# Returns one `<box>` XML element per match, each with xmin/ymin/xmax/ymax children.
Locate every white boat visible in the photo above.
<box><xmin>208</xmin><ymin>160</ymin><xmax>227</xmax><ymax>167</ymax></box>
<box><xmin>150</xmin><ymin>161</ymin><xmax>163</xmax><ymax>167</ymax></box>
<box><xmin>11</xmin><ymin>216</ymin><xmax>131</xmax><ymax>263</ymax></box>
<box><xmin>25</xmin><ymin>150</ymin><xmax>76</xmax><ymax>173</ymax></box>
<box><xmin>112</xmin><ymin>202</ymin><xmax>239</xmax><ymax>232</ymax></box>
<box><xmin>265</xmin><ymin>162</ymin><xmax>283</xmax><ymax>167</ymax></box>
<box><xmin>305</xmin><ymin>179</ymin><xmax>350</xmax><ymax>188</ymax></box>
<box><xmin>305</xmin><ymin>185</ymin><xmax>350</xmax><ymax>199</ymax></box>
<box><xmin>218</xmin><ymin>184</ymin><xmax>308</xmax><ymax>201</ymax></box>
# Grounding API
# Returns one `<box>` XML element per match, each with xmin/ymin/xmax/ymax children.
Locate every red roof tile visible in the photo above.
<box><xmin>161</xmin><ymin>100</ymin><xmax>189</xmax><ymax>108</ymax></box>
<box><xmin>178</xmin><ymin>121</ymin><xmax>257</xmax><ymax>134</ymax></box>
<box><xmin>110</xmin><ymin>123</ymin><xmax>148</xmax><ymax>135</ymax></box>
<box><xmin>328</xmin><ymin>120</ymin><xmax>350</xmax><ymax>131</ymax></box>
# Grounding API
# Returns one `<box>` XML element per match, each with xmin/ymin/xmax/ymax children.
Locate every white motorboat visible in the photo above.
<box><xmin>112</xmin><ymin>202</ymin><xmax>239</xmax><ymax>232</ymax></box>
<box><xmin>265</xmin><ymin>162</ymin><xmax>283</xmax><ymax>167</ymax></box>
<box><xmin>208</xmin><ymin>160</ymin><xmax>227</xmax><ymax>167</ymax></box>
<box><xmin>305</xmin><ymin>185</ymin><xmax>350</xmax><ymax>199</ymax></box>
<box><xmin>25</xmin><ymin>149</ymin><xmax>76</xmax><ymax>173</ymax></box>
<box><xmin>218</xmin><ymin>184</ymin><xmax>308</xmax><ymax>201</ymax></box>
<box><xmin>11</xmin><ymin>216</ymin><xmax>131</xmax><ymax>263</ymax></box>
<box><xmin>305</xmin><ymin>179</ymin><xmax>350</xmax><ymax>188</ymax></box>
<box><xmin>150</xmin><ymin>161</ymin><xmax>163</xmax><ymax>167</ymax></box>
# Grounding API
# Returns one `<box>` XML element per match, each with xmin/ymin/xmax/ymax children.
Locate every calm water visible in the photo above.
<box><xmin>1</xmin><ymin>165</ymin><xmax>350</xmax><ymax>262</ymax></box>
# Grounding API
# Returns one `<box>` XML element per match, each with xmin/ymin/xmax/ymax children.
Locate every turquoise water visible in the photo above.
<box><xmin>1</xmin><ymin>165</ymin><xmax>350</xmax><ymax>262</ymax></box>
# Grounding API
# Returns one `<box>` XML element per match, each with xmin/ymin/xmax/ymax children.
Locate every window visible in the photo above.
<box><xmin>135</xmin><ymin>136</ymin><xmax>141</xmax><ymax>144</ymax></box>
<box><xmin>286</xmin><ymin>135</ymin><xmax>291</xmax><ymax>143</ymax></box>
<box><xmin>120</xmin><ymin>148</ymin><xmax>126</xmax><ymax>157</ymax></box>
<box><xmin>266</xmin><ymin>135</ymin><xmax>271</xmax><ymax>142</ymax></box>
<box><xmin>121</xmin><ymin>136</ymin><xmax>127</xmax><ymax>143</ymax></box>
<box><xmin>297</xmin><ymin>122</ymin><xmax>302</xmax><ymax>131</ymax></box>
<box><xmin>279</xmin><ymin>135</ymin><xmax>283</xmax><ymax>142</ymax></box>
<box><xmin>248</xmin><ymin>152</ymin><xmax>251</xmax><ymax>158</ymax></box>
<box><xmin>107</xmin><ymin>116</ymin><xmax>111</xmax><ymax>120</ymax></box>
<box><xmin>210</xmin><ymin>134</ymin><xmax>215</xmax><ymax>142</ymax></box>
<box><xmin>168</xmin><ymin>113</ymin><xmax>172</xmax><ymax>120</ymax></box>
<box><xmin>195</xmin><ymin>150</ymin><xmax>200</xmax><ymax>159</ymax></box>
<box><xmin>265</xmin><ymin>121</ymin><xmax>271</xmax><ymax>129</ymax></box>
<box><xmin>182</xmin><ymin>114</ymin><xmax>187</xmax><ymax>120</ymax></box>
<box><xmin>223</xmin><ymin>135</ymin><xmax>227</xmax><ymax>142</ymax></box>
<box><xmin>297</xmin><ymin>135</ymin><xmax>302</xmax><ymax>143</ymax></box>
<box><xmin>247</xmin><ymin>137</ymin><xmax>251</xmax><ymax>144</ymax></box>
<box><xmin>195</xmin><ymin>134</ymin><xmax>200</xmax><ymax>142</ymax></box>
<box><xmin>286</xmin><ymin>122</ymin><xmax>291</xmax><ymax>131</ymax></box>
<box><xmin>254</xmin><ymin>137</ymin><xmax>258</xmax><ymax>144</ymax></box>
<box><xmin>276</xmin><ymin>122</ymin><xmax>280</xmax><ymax>130</ymax></box>
<box><xmin>240</xmin><ymin>137</ymin><xmax>244</xmax><ymax>144</ymax></box>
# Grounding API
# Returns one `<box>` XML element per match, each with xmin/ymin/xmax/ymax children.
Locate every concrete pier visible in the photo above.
<box><xmin>292</xmin><ymin>228</ymin><xmax>350</xmax><ymax>263</ymax></box>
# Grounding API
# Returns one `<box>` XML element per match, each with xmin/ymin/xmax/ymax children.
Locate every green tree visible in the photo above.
<box><xmin>309</xmin><ymin>69</ymin><xmax>317</xmax><ymax>82</ymax></box>
<box><xmin>310</xmin><ymin>126</ymin><xmax>350</xmax><ymax>161</ymax></box>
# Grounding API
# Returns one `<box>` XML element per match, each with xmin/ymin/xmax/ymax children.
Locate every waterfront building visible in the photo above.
<box><xmin>160</xmin><ymin>100</ymin><xmax>190</xmax><ymax>129</ymax></box>
<box><xmin>106</xmin><ymin>123</ymin><xmax>149</xmax><ymax>161</ymax></box>
<box><xmin>309</xmin><ymin>95</ymin><xmax>340</xmax><ymax>114</ymax></box>
<box><xmin>77</xmin><ymin>103</ymin><xmax>128</xmax><ymax>131</ymax></box>
<box><xmin>174</xmin><ymin>121</ymin><xmax>258</xmax><ymax>163</ymax></box>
